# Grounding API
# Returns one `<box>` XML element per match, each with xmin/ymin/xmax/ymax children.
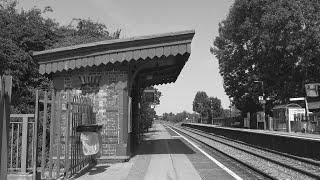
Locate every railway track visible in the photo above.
<box><xmin>167</xmin><ymin>124</ymin><xmax>320</xmax><ymax>180</ymax></box>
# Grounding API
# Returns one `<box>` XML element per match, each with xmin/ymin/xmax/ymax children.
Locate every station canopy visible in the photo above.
<box><xmin>33</xmin><ymin>30</ymin><xmax>195</xmax><ymax>88</ymax></box>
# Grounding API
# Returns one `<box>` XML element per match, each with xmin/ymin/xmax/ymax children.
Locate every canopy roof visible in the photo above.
<box><xmin>272</xmin><ymin>103</ymin><xmax>302</xmax><ymax>110</ymax></box>
<box><xmin>33</xmin><ymin>30</ymin><xmax>194</xmax><ymax>88</ymax></box>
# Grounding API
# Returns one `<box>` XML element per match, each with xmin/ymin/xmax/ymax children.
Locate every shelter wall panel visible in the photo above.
<box><xmin>53</xmin><ymin>77</ymin><xmax>64</xmax><ymax>91</ymax></box>
<box><xmin>54</xmin><ymin>69</ymin><xmax>128</xmax><ymax>157</ymax></box>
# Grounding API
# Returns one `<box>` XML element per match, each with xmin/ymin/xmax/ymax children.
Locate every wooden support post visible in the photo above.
<box><xmin>32</xmin><ymin>90</ymin><xmax>39</xmax><ymax>180</ymax></box>
<box><xmin>21</xmin><ymin>117</ymin><xmax>28</xmax><ymax>173</ymax></box>
<box><xmin>48</xmin><ymin>91</ymin><xmax>55</xmax><ymax>178</ymax></box>
<box><xmin>0</xmin><ymin>76</ymin><xmax>12</xmax><ymax>180</ymax></box>
<box><xmin>64</xmin><ymin>91</ymin><xmax>71</xmax><ymax>177</ymax></box>
<box><xmin>56</xmin><ymin>92</ymin><xmax>62</xmax><ymax>179</ymax></box>
<box><xmin>40</xmin><ymin>91</ymin><xmax>48</xmax><ymax>178</ymax></box>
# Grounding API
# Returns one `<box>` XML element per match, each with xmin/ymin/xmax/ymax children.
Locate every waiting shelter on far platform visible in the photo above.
<box><xmin>33</xmin><ymin>30</ymin><xmax>195</xmax><ymax>162</ymax></box>
<box><xmin>271</xmin><ymin>103</ymin><xmax>305</xmax><ymax>132</ymax></box>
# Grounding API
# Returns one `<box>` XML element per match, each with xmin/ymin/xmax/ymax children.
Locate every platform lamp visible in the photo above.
<box><xmin>254</xmin><ymin>80</ymin><xmax>266</xmax><ymax>130</ymax></box>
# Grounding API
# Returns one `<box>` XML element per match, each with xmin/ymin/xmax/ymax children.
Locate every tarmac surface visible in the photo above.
<box><xmin>74</xmin><ymin>122</ymin><xmax>235</xmax><ymax>180</ymax></box>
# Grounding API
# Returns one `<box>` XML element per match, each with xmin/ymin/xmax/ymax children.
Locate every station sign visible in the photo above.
<box><xmin>305</xmin><ymin>83</ymin><xmax>320</xmax><ymax>97</ymax></box>
<box><xmin>143</xmin><ymin>89</ymin><xmax>155</xmax><ymax>103</ymax></box>
<box><xmin>258</xmin><ymin>96</ymin><xmax>265</xmax><ymax>104</ymax></box>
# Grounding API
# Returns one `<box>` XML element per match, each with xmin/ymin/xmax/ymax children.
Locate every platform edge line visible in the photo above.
<box><xmin>165</xmin><ymin>125</ymin><xmax>243</xmax><ymax>180</ymax></box>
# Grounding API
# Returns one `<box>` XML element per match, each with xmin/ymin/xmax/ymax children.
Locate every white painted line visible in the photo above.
<box><xmin>165</xmin><ymin>125</ymin><xmax>243</xmax><ymax>180</ymax></box>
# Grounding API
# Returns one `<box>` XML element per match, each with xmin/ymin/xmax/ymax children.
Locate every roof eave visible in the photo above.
<box><xmin>33</xmin><ymin>30</ymin><xmax>195</xmax><ymax>62</ymax></box>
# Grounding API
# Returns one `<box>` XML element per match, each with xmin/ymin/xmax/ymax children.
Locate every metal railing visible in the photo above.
<box><xmin>8</xmin><ymin>114</ymin><xmax>35</xmax><ymax>174</ymax></box>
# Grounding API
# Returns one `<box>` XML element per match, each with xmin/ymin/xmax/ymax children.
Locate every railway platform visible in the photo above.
<box><xmin>183</xmin><ymin>123</ymin><xmax>320</xmax><ymax>160</ymax></box>
<box><xmin>73</xmin><ymin>122</ymin><xmax>237</xmax><ymax>180</ymax></box>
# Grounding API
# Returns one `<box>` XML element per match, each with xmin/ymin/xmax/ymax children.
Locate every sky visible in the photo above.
<box><xmin>17</xmin><ymin>0</ymin><xmax>234</xmax><ymax>115</ymax></box>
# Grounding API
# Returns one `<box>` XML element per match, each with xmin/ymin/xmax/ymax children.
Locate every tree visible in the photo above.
<box><xmin>208</xmin><ymin>97</ymin><xmax>223</xmax><ymax>119</ymax></box>
<box><xmin>193</xmin><ymin>91</ymin><xmax>210</xmax><ymax>121</ymax></box>
<box><xmin>213</xmin><ymin>0</ymin><xmax>320</xmax><ymax>114</ymax></box>
<box><xmin>193</xmin><ymin>91</ymin><xmax>224</xmax><ymax>123</ymax></box>
<box><xmin>51</xmin><ymin>18</ymin><xmax>120</xmax><ymax>49</ymax></box>
<box><xmin>140</xmin><ymin>87</ymin><xmax>161</xmax><ymax>132</ymax></box>
<box><xmin>0</xmin><ymin>1</ymin><xmax>121</xmax><ymax>113</ymax></box>
<box><xmin>162</xmin><ymin>111</ymin><xmax>199</xmax><ymax>123</ymax></box>
<box><xmin>0</xmin><ymin>1</ymin><xmax>58</xmax><ymax>113</ymax></box>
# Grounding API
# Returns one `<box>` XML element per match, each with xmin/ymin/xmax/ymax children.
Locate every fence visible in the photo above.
<box><xmin>8</xmin><ymin>114</ymin><xmax>36</xmax><ymax>175</ymax></box>
<box><xmin>293</xmin><ymin>114</ymin><xmax>320</xmax><ymax>134</ymax></box>
<box><xmin>5</xmin><ymin>89</ymin><xmax>95</xmax><ymax>180</ymax></box>
<box><xmin>37</xmin><ymin>90</ymin><xmax>95</xmax><ymax>179</ymax></box>
<box><xmin>0</xmin><ymin>76</ymin><xmax>12</xmax><ymax>180</ymax></box>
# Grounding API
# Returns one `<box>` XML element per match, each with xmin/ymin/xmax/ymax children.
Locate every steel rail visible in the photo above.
<box><xmin>166</xmin><ymin>125</ymin><xmax>276</xmax><ymax>180</ymax></box>
<box><xmin>179</xmin><ymin>125</ymin><xmax>320</xmax><ymax>180</ymax></box>
<box><xmin>183</xmin><ymin>126</ymin><xmax>320</xmax><ymax>166</ymax></box>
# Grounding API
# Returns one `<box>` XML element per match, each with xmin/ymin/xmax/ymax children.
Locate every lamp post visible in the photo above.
<box><xmin>199</xmin><ymin>102</ymin><xmax>203</xmax><ymax>124</ymax></box>
<box><xmin>229</xmin><ymin>98</ymin><xmax>233</xmax><ymax>118</ymax></box>
<box><xmin>254</xmin><ymin>80</ymin><xmax>266</xmax><ymax>130</ymax></box>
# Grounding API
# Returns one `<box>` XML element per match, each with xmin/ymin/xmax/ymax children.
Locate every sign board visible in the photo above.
<box><xmin>305</xmin><ymin>83</ymin><xmax>320</xmax><ymax>97</ymax></box>
<box><xmin>143</xmin><ymin>89</ymin><xmax>155</xmax><ymax>103</ymax></box>
<box><xmin>259</xmin><ymin>100</ymin><xmax>266</xmax><ymax>104</ymax></box>
<box><xmin>289</xmin><ymin>97</ymin><xmax>305</xmax><ymax>101</ymax></box>
<box><xmin>288</xmin><ymin>108</ymin><xmax>305</xmax><ymax>121</ymax></box>
<box><xmin>258</xmin><ymin>96</ymin><xmax>264</xmax><ymax>101</ymax></box>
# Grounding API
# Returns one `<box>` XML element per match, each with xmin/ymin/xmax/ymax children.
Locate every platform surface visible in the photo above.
<box><xmin>74</xmin><ymin>122</ymin><xmax>235</xmax><ymax>180</ymax></box>
<box><xmin>187</xmin><ymin>123</ymin><xmax>320</xmax><ymax>141</ymax></box>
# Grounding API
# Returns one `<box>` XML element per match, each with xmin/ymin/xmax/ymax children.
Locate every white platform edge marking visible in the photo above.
<box><xmin>165</xmin><ymin>125</ymin><xmax>243</xmax><ymax>180</ymax></box>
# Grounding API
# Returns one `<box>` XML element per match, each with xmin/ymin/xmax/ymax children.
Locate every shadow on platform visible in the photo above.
<box><xmin>146</xmin><ymin>129</ymin><xmax>161</xmax><ymax>133</ymax></box>
<box><xmin>72</xmin><ymin>164</ymin><xmax>110</xmax><ymax>179</ymax></box>
<box><xmin>135</xmin><ymin>138</ymin><xmax>195</xmax><ymax>155</ymax></box>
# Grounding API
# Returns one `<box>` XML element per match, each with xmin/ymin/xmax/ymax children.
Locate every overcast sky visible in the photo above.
<box><xmin>18</xmin><ymin>0</ymin><xmax>234</xmax><ymax>115</ymax></box>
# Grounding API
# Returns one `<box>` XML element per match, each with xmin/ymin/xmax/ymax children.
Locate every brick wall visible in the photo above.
<box><xmin>53</xmin><ymin>67</ymin><xmax>128</xmax><ymax>157</ymax></box>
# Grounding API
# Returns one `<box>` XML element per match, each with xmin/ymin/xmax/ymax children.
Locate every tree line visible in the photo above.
<box><xmin>212</xmin><ymin>0</ymin><xmax>320</xmax><ymax>115</ymax></box>
<box><xmin>161</xmin><ymin>91</ymin><xmax>230</xmax><ymax>123</ymax></box>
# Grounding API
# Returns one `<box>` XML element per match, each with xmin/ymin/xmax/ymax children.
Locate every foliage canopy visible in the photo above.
<box><xmin>192</xmin><ymin>91</ymin><xmax>223</xmax><ymax>123</ymax></box>
<box><xmin>0</xmin><ymin>1</ymin><xmax>121</xmax><ymax>113</ymax></box>
<box><xmin>213</xmin><ymin>0</ymin><xmax>320</xmax><ymax>113</ymax></box>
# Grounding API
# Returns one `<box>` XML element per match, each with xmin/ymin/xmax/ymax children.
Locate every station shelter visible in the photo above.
<box><xmin>271</xmin><ymin>103</ymin><xmax>305</xmax><ymax>132</ymax></box>
<box><xmin>33</xmin><ymin>30</ymin><xmax>195</xmax><ymax>161</ymax></box>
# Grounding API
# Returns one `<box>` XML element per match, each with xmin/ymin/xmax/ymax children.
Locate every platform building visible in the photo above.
<box><xmin>33</xmin><ymin>30</ymin><xmax>195</xmax><ymax>161</ymax></box>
